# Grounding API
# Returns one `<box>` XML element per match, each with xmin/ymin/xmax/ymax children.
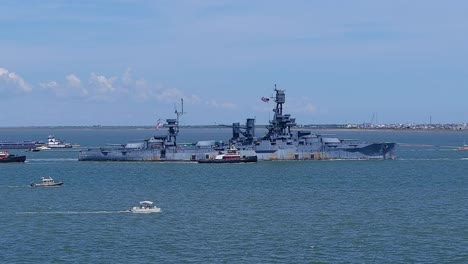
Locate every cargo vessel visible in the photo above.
<box><xmin>0</xmin><ymin>140</ymin><xmax>45</xmax><ymax>149</ymax></box>
<box><xmin>79</xmin><ymin>87</ymin><xmax>396</xmax><ymax>161</ymax></box>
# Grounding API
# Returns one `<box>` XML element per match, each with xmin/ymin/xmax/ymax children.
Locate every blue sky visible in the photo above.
<box><xmin>1</xmin><ymin>0</ymin><xmax>467</xmax><ymax>126</ymax></box>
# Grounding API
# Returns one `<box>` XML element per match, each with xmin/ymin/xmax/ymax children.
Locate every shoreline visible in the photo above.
<box><xmin>0</xmin><ymin>126</ymin><xmax>467</xmax><ymax>133</ymax></box>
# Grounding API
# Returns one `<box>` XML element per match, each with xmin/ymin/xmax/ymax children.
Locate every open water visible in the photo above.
<box><xmin>0</xmin><ymin>128</ymin><xmax>467</xmax><ymax>263</ymax></box>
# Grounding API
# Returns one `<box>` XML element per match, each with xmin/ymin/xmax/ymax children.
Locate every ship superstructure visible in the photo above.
<box><xmin>230</xmin><ymin>86</ymin><xmax>396</xmax><ymax>160</ymax></box>
<box><xmin>79</xmin><ymin>99</ymin><xmax>224</xmax><ymax>161</ymax></box>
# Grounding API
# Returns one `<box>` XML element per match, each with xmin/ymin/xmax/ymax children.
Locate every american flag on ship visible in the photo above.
<box><xmin>261</xmin><ymin>97</ymin><xmax>269</xmax><ymax>102</ymax></box>
<box><xmin>155</xmin><ymin>118</ymin><xmax>162</xmax><ymax>130</ymax></box>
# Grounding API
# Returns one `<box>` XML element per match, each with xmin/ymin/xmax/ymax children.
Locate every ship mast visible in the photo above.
<box><xmin>264</xmin><ymin>84</ymin><xmax>296</xmax><ymax>140</ymax></box>
<box><xmin>175</xmin><ymin>98</ymin><xmax>185</xmax><ymax>135</ymax></box>
<box><xmin>166</xmin><ymin>98</ymin><xmax>185</xmax><ymax>145</ymax></box>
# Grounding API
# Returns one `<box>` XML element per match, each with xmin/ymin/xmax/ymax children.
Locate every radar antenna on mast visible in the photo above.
<box><xmin>166</xmin><ymin>98</ymin><xmax>186</xmax><ymax>145</ymax></box>
<box><xmin>175</xmin><ymin>98</ymin><xmax>186</xmax><ymax>118</ymax></box>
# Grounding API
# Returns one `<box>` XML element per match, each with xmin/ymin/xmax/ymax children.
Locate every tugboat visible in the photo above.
<box><xmin>47</xmin><ymin>135</ymin><xmax>72</xmax><ymax>148</ymax></box>
<box><xmin>130</xmin><ymin>201</ymin><xmax>161</xmax><ymax>213</ymax></box>
<box><xmin>30</xmin><ymin>176</ymin><xmax>63</xmax><ymax>187</ymax></box>
<box><xmin>198</xmin><ymin>145</ymin><xmax>257</xmax><ymax>163</ymax></box>
<box><xmin>0</xmin><ymin>150</ymin><xmax>26</xmax><ymax>163</ymax></box>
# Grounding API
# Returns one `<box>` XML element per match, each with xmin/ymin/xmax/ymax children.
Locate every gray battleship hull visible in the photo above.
<box><xmin>79</xmin><ymin>145</ymin><xmax>214</xmax><ymax>162</ymax></box>
<box><xmin>79</xmin><ymin>140</ymin><xmax>395</xmax><ymax>161</ymax></box>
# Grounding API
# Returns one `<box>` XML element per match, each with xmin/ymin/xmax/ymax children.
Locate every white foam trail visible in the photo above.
<box><xmin>398</xmin><ymin>158</ymin><xmax>454</xmax><ymax>161</ymax></box>
<box><xmin>16</xmin><ymin>210</ymin><xmax>130</xmax><ymax>215</ymax></box>
<box><xmin>0</xmin><ymin>185</ymin><xmax>31</xmax><ymax>188</ymax></box>
<box><xmin>27</xmin><ymin>158</ymin><xmax>78</xmax><ymax>162</ymax></box>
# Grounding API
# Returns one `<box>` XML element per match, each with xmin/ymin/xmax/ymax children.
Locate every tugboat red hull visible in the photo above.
<box><xmin>198</xmin><ymin>155</ymin><xmax>257</xmax><ymax>164</ymax></box>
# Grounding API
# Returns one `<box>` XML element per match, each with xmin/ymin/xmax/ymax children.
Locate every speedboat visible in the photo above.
<box><xmin>0</xmin><ymin>150</ymin><xmax>26</xmax><ymax>163</ymax></box>
<box><xmin>29</xmin><ymin>146</ymin><xmax>50</xmax><ymax>152</ymax></box>
<box><xmin>457</xmin><ymin>143</ymin><xmax>468</xmax><ymax>151</ymax></box>
<box><xmin>198</xmin><ymin>145</ymin><xmax>257</xmax><ymax>163</ymax></box>
<box><xmin>36</xmin><ymin>145</ymin><xmax>51</xmax><ymax>150</ymax></box>
<box><xmin>31</xmin><ymin>176</ymin><xmax>63</xmax><ymax>187</ymax></box>
<box><xmin>130</xmin><ymin>201</ymin><xmax>161</xmax><ymax>213</ymax></box>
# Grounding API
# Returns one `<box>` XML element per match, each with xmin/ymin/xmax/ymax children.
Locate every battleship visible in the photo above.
<box><xmin>79</xmin><ymin>87</ymin><xmax>396</xmax><ymax>161</ymax></box>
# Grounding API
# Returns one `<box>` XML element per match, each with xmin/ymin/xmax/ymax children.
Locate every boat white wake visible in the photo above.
<box><xmin>15</xmin><ymin>210</ymin><xmax>131</xmax><ymax>215</ymax></box>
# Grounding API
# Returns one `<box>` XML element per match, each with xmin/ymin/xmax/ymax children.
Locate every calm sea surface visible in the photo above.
<box><xmin>1</xmin><ymin>128</ymin><xmax>467</xmax><ymax>263</ymax></box>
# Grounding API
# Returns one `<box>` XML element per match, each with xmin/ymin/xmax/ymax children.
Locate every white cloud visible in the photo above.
<box><xmin>36</xmin><ymin>69</ymin><xmax>221</xmax><ymax>110</ymax></box>
<box><xmin>66</xmin><ymin>74</ymin><xmax>88</xmax><ymax>96</ymax></box>
<box><xmin>40</xmin><ymin>74</ymin><xmax>88</xmax><ymax>97</ymax></box>
<box><xmin>304</xmin><ymin>103</ymin><xmax>317</xmax><ymax>113</ymax></box>
<box><xmin>0</xmin><ymin>67</ymin><xmax>32</xmax><ymax>92</ymax></box>
<box><xmin>89</xmin><ymin>72</ymin><xmax>116</xmax><ymax>94</ymax></box>
<box><xmin>286</xmin><ymin>97</ymin><xmax>318</xmax><ymax>114</ymax></box>
<box><xmin>40</xmin><ymin>81</ymin><xmax>58</xmax><ymax>89</ymax></box>
<box><xmin>47</xmin><ymin>70</ymin><xmax>200</xmax><ymax>104</ymax></box>
<box><xmin>156</xmin><ymin>88</ymin><xmax>184</xmax><ymax>102</ymax></box>
<box><xmin>206</xmin><ymin>99</ymin><xmax>236</xmax><ymax>109</ymax></box>
<box><xmin>40</xmin><ymin>80</ymin><xmax>66</xmax><ymax>96</ymax></box>
<box><xmin>122</xmin><ymin>67</ymin><xmax>132</xmax><ymax>86</ymax></box>
<box><xmin>66</xmin><ymin>74</ymin><xmax>81</xmax><ymax>88</ymax></box>
<box><xmin>133</xmin><ymin>81</ymin><xmax>186</xmax><ymax>102</ymax></box>
<box><xmin>118</xmin><ymin>68</ymin><xmax>154</xmax><ymax>100</ymax></box>
<box><xmin>118</xmin><ymin>69</ymin><xmax>201</xmax><ymax>104</ymax></box>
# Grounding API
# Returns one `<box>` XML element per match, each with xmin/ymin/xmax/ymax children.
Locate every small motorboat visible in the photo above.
<box><xmin>0</xmin><ymin>150</ymin><xmax>26</xmax><ymax>163</ymax></box>
<box><xmin>198</xmin><ymin>145</ymin><xmax>257</xmax><ymax>163</ymax></box>
<box><xmin>31</xmin><ymin>176</ymin><xmax>63</xmax><ymax>187</ymax></box>
<box><xmin>36</xmin><ymin>145</ymin><xmax>51</xmax><ymax>151</ymax></box>
<box><xmin>457</xmin><ymin>143</ymin><xmax>468</xmax><ymax>151</ymax></box>
<box><xmin>130</xmin><ymin>201</ymin><xmax>161</xmax><ymax>213</ymax></box>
